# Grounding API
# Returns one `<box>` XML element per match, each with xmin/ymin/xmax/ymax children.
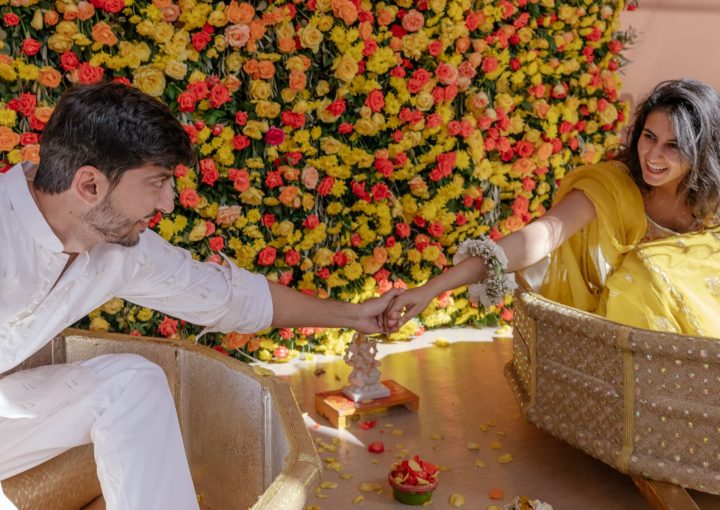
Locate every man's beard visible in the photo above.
<box><xmin>81</xmin><ymin>194</ymin><xmax>142</xmax><ymax>247</ymax></box>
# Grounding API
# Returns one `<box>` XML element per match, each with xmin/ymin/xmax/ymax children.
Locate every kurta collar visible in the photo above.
<box><xmin>4</xmin><ymin>162</ymin><xmax>65</xmax><ymax>253</ymax></box>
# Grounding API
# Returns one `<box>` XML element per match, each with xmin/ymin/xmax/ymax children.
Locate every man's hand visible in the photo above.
<box><xmin>352</xmin><ymin>288</ymin><xmax>405</xmax><ymax>334</ymax></box>
<box><xmin>382</xmin><ymin>286</ymin><xmax>435</xmax><ymax>332</ymax></box>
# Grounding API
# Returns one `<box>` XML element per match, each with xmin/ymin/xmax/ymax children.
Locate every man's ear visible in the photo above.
<box><xmin>71</xmin><ymin>166</ymin><xmax>109</xmax><ymax>206</ymax></box>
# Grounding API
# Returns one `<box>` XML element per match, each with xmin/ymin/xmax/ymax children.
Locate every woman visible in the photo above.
<box><xmin>384</xmin><ymin>79</ymin><xmax>720</xmax><ymax>337</ymax></box>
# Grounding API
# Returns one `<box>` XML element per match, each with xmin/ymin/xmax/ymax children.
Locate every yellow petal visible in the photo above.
<box><xmin>434</xmin><ymin>337</ymin><xmax>450</xmax><ymax>347</ymax></box>
<box><xmin>339</xmin><ymin>473</ymin><xmax>353</xmax><ymax>480</ymax></box>
<box><xmin>491</xmin><ymin>441</ymin><xmax>502</xmax><ymax>449</ymax></box>
<box><xmin>467</xmin><ymin>442</ymin><xmax>480</xmax><ymax>450</ymax></box>
<box><xmin>352</xmin><ymin>495</ymin><xmax>365</xmax><ymax>504</ymax></box>
<box><xmin>359</xmin><ymin>483</ymin><xmax>376</xmax><ymax>492</ymax></box>
<box><xmin>496</xmin><ymin>453</ymin><xmax>513</xmax><ymax>464</ymax></box>
<box><xmin>320</xmin><ymin>482</ymin><xmax>337</xmax><ymax>490</ymax></box>
<box><xmin>449</xmin><ymin>493</ymin><xmax>465</xmax><ymax>507</ymax></box>
<box><xmin>475</xmin><ymin>459</ymin><xmax>486</xmax><ymax>468</ymax></box>
<box><xmin>430</xmin><ymin>433</ymin><xmax>443</xmax><ymax>440</ymax></box>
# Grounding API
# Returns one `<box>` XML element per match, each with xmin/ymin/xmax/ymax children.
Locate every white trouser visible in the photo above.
<box><xmin>0</xmin><ymin>353</ymin><xmax>199</xmax><ymax>510</ymax></box>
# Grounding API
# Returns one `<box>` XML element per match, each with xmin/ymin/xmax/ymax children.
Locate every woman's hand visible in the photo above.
<box><xmin>382</xmin><ymin>286</ymin><xmax>437</xmax><ymax>331</ymax></box>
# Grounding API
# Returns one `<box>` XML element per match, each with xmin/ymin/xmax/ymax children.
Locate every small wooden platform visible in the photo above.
<box><xmin>315</xmin><ymin>379</ymin><xmax>419</xmax><ymax>429</ymax></box>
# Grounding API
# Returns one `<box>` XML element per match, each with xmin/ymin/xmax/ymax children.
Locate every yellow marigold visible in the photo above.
<box><xmin>0</xmin><ymin>109</ymin><xmax>16</xmax><ymax>127</ymax></box>
<box><xmin>0</xmin><ymin>63</ymin><xmax>16</xmax><ymax>82</ymax></box>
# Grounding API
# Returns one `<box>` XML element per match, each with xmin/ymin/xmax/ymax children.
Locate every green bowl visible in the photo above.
<box><xmin>388</xmin><ymin>475</ymin><xmax>437</xmax><ymax>505</ymax></box>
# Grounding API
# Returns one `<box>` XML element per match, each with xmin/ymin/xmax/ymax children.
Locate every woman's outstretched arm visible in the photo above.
<box><xmin>383</xmin><ymin>189</ymin><xmax>596</xmax><ymax>330</ymax></box>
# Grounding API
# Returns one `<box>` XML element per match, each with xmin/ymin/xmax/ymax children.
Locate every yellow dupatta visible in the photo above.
<box><xmin>540</xmin><ymin>161</ymin><xmax>720</xmax><ymax>338</ymax></box>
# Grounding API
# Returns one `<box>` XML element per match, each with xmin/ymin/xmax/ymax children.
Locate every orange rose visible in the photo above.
<box><xmin>162</xmin><ymin>4</ymin><xmax>180</xmax><ymax>22</ymax></box>
<box><xmin>21</xmin><ymin>144</ymin><xmax>40</xmax><ymax>164</ymax></box>
<box><xmin>77</xmin><ymin>1</ymin><xmax>95</xmax><ymax>20</ymax></box>
<box><xmin>0</xmin><ymin>54</ymin><xmax>13</xmax><ymax>65</ymax></box>
<box><xmin>331</xmin><ymin>0</ymin><xmax>357</xmax><ymax>25</ymax></box>
<box><xmin>301</xmin><ymin>166</ymin><xmax>318</xmax><ymax>190</ymax></box>
<box><xmin>34</xmin><ymin>106</ymin><xmax>54</xmax><ymax>124</ymax></box>
<box><xmin>223</xmin><ymin>332</ymin><xmax>252</xmax><ymax>350</ymax></box>
<box><xmin>401</xmin><ymin>9</ymin><xmax>424</xmax><ymax>32</ymax></box>
<box><xmin>455</xmin><ymin>36</ymin><xmax>470</xmax><ymax>54</ymax></box>
<box><xmin>248</xmin><ymin>19</ymin><xmax>265</xmax><ymax>41</ymax></box>
<box><xmin>92</xmin><ymin>21</ymin><xmax>118</xmax><ymax>46</ymax></box>
<box><xmin>222</xmin><ymin>75</ymin><xmax>242</xmax><ymax>93</ymax></box>
<box><xmin>278</xmin><ymin>185</ymin><xmax>301</xmax><ymax>207</ymax></box>
<box><xmin>377</xmin><ymin>8</ymin><xmax>396</xmax><ymax>26</ymax></box>
<box><xmin>278</xmin><ymin>37</ymin><xmax>296</xmax><ymax>53</ymax></box>
<box><xmin>288</xmin><ymin>70</ymin><xmax>306</xmax><ymax>91</ymax></box>
<box><xmin>224</xmin><ymin>23</ymin><xmax>250</xmax><ymax>48</ymax></box>
<box><xmin>0</xmin><ymin>127</ymin><xmax>19</xmax><ymax>151</ymax></box>
<box><xmin>152</xmin><ymin>0</ymin><xmax>172</xmax><ymax>8</ymax></box>
<box><xmin>44</xmin><ymin>10</ymin><xmax>59</xmax><ymax>26</ymax></box>
<box><xmin>226</xmin><ymin>1</ymin><xmax>255</xmax><ymax>24</ymax></box>
<box><xmin>216</xmin><ymin>205</ymin><xmax>242</xmax><ymax>226</ymax></box>
<box><xmin>38</xmin><ymin>67</ymin><xmax>62</xmax><ymax>88</ymax></box>
<box><xmin>436</xmin><ymin>62</ymin><xmax>458</xmax><ymax>85</ymax></box>
<box><xmin>358</xmin><ymin>21</ymin><xmax>373</xmax><ymax>41</ymax></box>
<box><xmin>257</xmin><ymin>60</ymin><xmax>275</xmax><ymax>79</ymax></box>
<box><xmin>62</xmin><ymin>4</ymin><xmax>79</xmax><ymax>20</ymax></box>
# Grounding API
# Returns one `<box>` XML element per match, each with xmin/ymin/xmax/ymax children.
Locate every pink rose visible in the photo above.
<box><xmin>402</xmin><ymin>9</ymin><xmax>424</xmax><ymax>32</ymax></box>
<box><xmin>301</xmin><ymin>166</ymin><xmax>319</xmax><ymax>190</ymax></box>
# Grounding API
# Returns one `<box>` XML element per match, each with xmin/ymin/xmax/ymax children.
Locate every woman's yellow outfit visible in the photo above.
<box><xmin>540</xmin><ymin>161</ymin><xmax>720</xmax><ymax>338</ymax></box>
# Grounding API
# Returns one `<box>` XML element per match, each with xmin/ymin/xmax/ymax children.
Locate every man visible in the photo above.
<box><xmin>0</xmin><ymin>82</ymin><xmax>401</xmax><ymax>510</ymax></box>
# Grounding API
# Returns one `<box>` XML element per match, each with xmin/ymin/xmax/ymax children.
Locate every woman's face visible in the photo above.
<box><xmin>636</xmin><ymin>109</ymin><xmax>692</xmax><ymax>194</ymax></box>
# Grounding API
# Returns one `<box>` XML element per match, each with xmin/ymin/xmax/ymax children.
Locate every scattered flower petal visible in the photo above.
<box><xmin>449</xmin><ymin>493</ymin><xmax>465</xmax><ymax>507</ymax></box>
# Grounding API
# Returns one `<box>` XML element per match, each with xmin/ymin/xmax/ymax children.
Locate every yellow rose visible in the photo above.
<box><xmin>226</xmin><ymin>51</ymin><xmax>243</xmax><ymax>73</ymax></box>
<box><xmin>255</xmin><ymin>100</ymin><xmax>280</xmax><ymax>118</ymax></box>
<box><xmin>207</xmin><ymin>9</ymin><xmax>228</xmax><ymax>27</ymax></box>
<box><xmin>89</xmin><ymin>317</ymin><xmax>110</xmax><ymax>332</ymax></box>
<box><xmin>101</xmin><ymin>298</ymin><xmax>124</xmax><ymax>315</ymax></box>
<box><xmin>56</xmin><ymin>21</ymin><xmax>78</xmax><ymax>36</ymax></box>
<box><xmin>299</xmin><ymin>25</ymin><xmax>323</xmax><ymax>52</ymax></box>
<box><xmin>47</xmin><ymin>34</ymin><xmax>73</xmax><ymax>53</ymax></box>
<box><xmin>334</xmin><ymin>53</ymin><xmax>358</xmax><ymax>83</ymax></box>
<box><xmin>320</xmin><ymin>136</ymin><xmax>342</xmax><ymax>154</ymax></box>
<box><xmin>415</xmin><ymin>91</ymin><xmax>434</xmax><ymax>111</ymax></box>
<box><xmin>137</xmin><ymin>308</ymin><xmax>154</xmax><ymax>322</ymax></box>
<box><xmin>249</xmin><ymin>79</ymin><xmax>271</xmax><ymax>100</ymax></box>
<box><xmin>165</xmin><ymin>59</ymin><xmax>187</xmax><ymax>80</ymax></box>
<box><xmin>133</xmin><ymin>65</ymin><xmax>166</xmax><ymax>97</ymax></box>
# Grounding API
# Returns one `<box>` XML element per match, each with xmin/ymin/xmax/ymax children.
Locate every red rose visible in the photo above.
<box><xmin>303</xmin><ymin>214</ymin><xmax>320</xmax><ymax>229</ymax></box>
<box><xmin>229</xmin><ymin>168</ymin><xmax>250</xmax><ymax>192</ymax></box>
<box><xmin>191</xmin><ymin>31</ymin><xmax>211</xmax><ymax>51</ymax></box>
<box><xmin>285</xmin><ymin>249</ymin><xmax>300</xmax><ymax>266</ymax></box>
<box><xmin>22</xmin><ymin>38</ymin><xmax>42</xmax><ymax>57</ymax></box>
<box><xmin>78</xmin><ymin>62</ymin><xmax>104</xmax><ymax>84</ymax></box>
<box><xmin>178</xmin><ymin>188</ymin><xmax>200</xmax><ymax>208</ymax></box>
<box><xmin>187</xmin><ymin>81</ymin><xmax>209</xmax><ymax>100</ymax></box>
<box><xmin>264</xmin><ymin>170</ymin><xmax>283</xmax><ymax>188</ymax></box>
<box><xmin>273</xmin><ymin>346</ymin><xmax>289</xmax><ymax>359</ymax></box>
<box><xmin>364</xmin><ymin>89</ymin><xmax>385</xmax><ymax>113</ymax></box>
<box><xmin>264</xmin><ymin>126</ymin><xmax>285</xmax><ymax>146</ymax></box>
<box><xmin>235</xmin><ymin>111</ymin><xmax>248</xmax><ymax>126</ymax></box>
<box><xmin>60</xmin><ymin>52</ymin><xmax>79</xmax><ymax>71</ymax></box>
<box><xmin>3</xmin><ymin>13</ymin><xmax>19</xmax><ymax>26</ymax></box>
<box><xmin>157</xmin><ymin>316</ymin><xmax>179</xmax><ymax>337</ymax></box>
<box><xmin>261</xmin><ymin>213</ymin><xmax>275</xmax><ymax>227</ymax></box>
<box><xmin>326</xmin><ymin>99</ymin><xmax>346</xmax><ymax>117</ymax></box>
<box><xmin>199</xmin><ymin>158</ymin><xmax>218</xmax><ymax>186</ymax></box>
<box><xmin>257</xmin><ymin>246</ymin><xmax>277</xmax><ymax>266</ymax></box>
<box><xmin>338</xmin><ymin>122</ymin><xmax>353</xmax><ymax>134</ymax></box>
<box><xmin>395</xmin><ymin>222</ymin><xmax>411</xmax><ymax>238</ymax></box>
<box><xmin>332</xmin><ymin>251</ymin><xmax>348</xmax><ymax>267</ymax></box>
<box><xmin>232</xmin><ymin>134</ymin><xmax>250</xmax><ymax>150</ymax></box>
<box><xmin>316</xmin><ymin>267</ymin><xmax>330</xmax><ymax>279</ymax></box>
<box><xmin>317</xmin><ymin>176</ymin><xmax>334</xmax><ymax>196</ymax></box>
<box><xmin>481</xmin><ymin>56</ymin><xmax>498</xmax><ymax>74</ymax></box>
<box><xmin>20</xmin><ymin>132</ymin><xmax>38</xmax><ymax>145</ymax></box>
<box><xmin>209</xmin><ymin>236</ymin><xmax>224</xmax><ymax>251</ymax></box>
<box><xmin>102</xmin><ymin>0</ymin><xmax>125</xmax><ymax>13</ymax></box>
<box><xmin>281</xmin><ymin>111</ymin><xmax>305</xmax><ymax>129</ymax></box>
<box><xmin>177</xmin><ymin>92</ymin><xmax>196</xmax><ymax>113</ymax></box>
<box><xmin>209</xmin><ymin>83</ymin><xmax>230</xmax><ymax>108</ymax></box>
<box><xmin>427</xmin><ymin>221</ymin><xmax>444</xmax><ymax>238</ymax></box>
<box><xmin>8</xmin><ymin>93</ymin><xmax>36</xmax><ymax>117</ymax></box>
<box><xmin>371</xmin><ymin>183</ymin><xmax>391</xmax><ymax>201</ymax></box>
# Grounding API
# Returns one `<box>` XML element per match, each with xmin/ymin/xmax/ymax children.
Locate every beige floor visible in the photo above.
<box><xmin>266</xmin><ymin>328</ymin><xmax>720</xmax><ymax>510</ymax></box>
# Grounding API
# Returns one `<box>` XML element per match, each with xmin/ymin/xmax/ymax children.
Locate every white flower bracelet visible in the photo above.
<box><xmin>453</xmin><ymin>236</ymin><xmax>517</xmax><ymax>308</ymax></box>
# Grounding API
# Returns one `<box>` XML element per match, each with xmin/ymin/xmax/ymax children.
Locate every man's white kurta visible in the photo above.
<box><xmin>0</xmin><ymin>162</ymin><xmax>273</xmax><ymax>380</ymax></box>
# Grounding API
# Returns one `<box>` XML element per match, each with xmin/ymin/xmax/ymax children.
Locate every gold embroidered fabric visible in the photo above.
<box><xmin>539</xmin><ymin>162</ymin><xmax>720</xmax><ymax>339</ymax></box>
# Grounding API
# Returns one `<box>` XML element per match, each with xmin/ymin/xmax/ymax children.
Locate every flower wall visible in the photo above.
<box><xmin>0</xmin><ymin>0</ymin><xmax>634</xmax><ymax>361</ymax></box>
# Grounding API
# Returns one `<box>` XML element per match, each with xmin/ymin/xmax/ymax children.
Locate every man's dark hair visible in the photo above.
<box><xmin>35</xmin><ymin>82</ymin><xmax>196</xmax><ymax>193</ymax></box>
<box><xmin>616</xmin><ymin>79</ymin><xmax>720</xmax><ymax>226</ymax></box>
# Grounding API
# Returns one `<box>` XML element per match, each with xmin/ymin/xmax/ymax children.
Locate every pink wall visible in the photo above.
<box><xmin>619</xmin><ymin>0</ymin><xmax>720</xmax><ymax>108</ymax></box>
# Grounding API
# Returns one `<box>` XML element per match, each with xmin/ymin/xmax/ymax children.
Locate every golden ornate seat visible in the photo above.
<box><xmin>1</xmin><ymin>329</ymin><xmax>320</xmax><ymax>510</ymax></box>
<box><xmin>506</xmin><ymin>282</ymin><xmax>720</xmax><ymax>495</ymax></box>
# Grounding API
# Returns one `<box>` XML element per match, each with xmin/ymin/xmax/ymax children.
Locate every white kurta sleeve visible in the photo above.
<box><xmin>117</xmin><ymin>230</ymin><xmax>273</xmax><ymax>334</ymax></box>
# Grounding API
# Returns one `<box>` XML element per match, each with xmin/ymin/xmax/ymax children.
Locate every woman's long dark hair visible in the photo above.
<box><xmin>615</xmin><ymin>79</ymin><xmax>720</xmax><ymax>226</ymax></box>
